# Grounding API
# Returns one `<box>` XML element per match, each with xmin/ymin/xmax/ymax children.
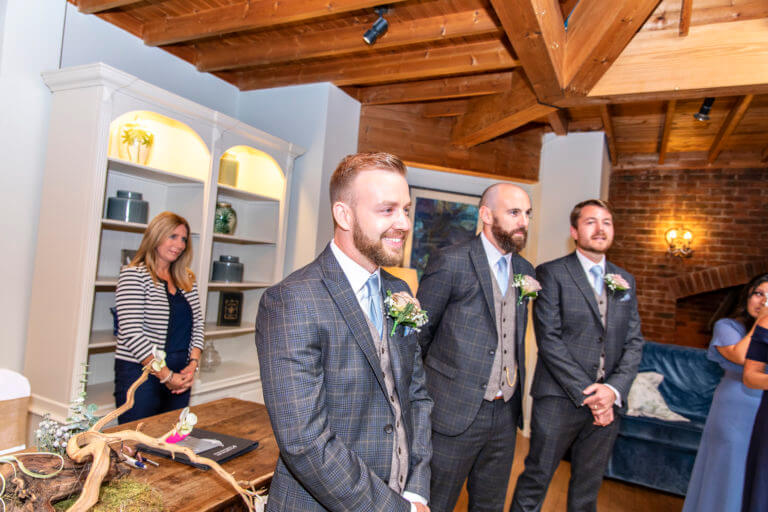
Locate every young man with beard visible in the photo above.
<box><xmin>255</xmin><ymin>153</ymin><xmax>433</xmax><ymax>512</ymax></box>
<box><xmin>510</xmin><ymin>199</ymin><xmax>644</xmax><ymax>512</ymax></box>
<box><xmin>416</xmin><ymin>183</ymin><xmax>536</xmax><ymax>512</ymax></box>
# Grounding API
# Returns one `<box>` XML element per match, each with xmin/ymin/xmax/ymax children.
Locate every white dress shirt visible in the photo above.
<box><xmin>329</xmin><ymin>240</ymin><xmax>427</xmax><ymax>510</ymax></box>
<box><xmin>480</xmin><ymin>232</ymin><xmax>512</xmax><ymax>291</ymax></box>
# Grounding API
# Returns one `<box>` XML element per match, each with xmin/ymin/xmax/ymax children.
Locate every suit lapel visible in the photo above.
<box><xmin>469</xmin><ymin>235</ymin><xmax>496</xmax><ymax>322</ymax></box>
<box><xmin>319</xmin><ymin>246</ymin><xmax>388</xmax><ymax>394</ymax></box>
<box><xmin>564</xmin><ymin>252</ymin><xmax>603</xmax><ymax>327</ymax></box>
<box><xmin>510</xmin><ymin>254</ymin><xmax>526</xmax><ymax>350</ymax></box>
<box><xmin>381</xmin><ymin>273</ymin><xmax>406</xmax><ymax>386</ymax></box>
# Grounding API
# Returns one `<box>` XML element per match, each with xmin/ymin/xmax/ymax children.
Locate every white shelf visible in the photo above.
<box><xmin>194</xmin><ymin>360</ymin><xmax>261</xmax><ymax>394</ymax></box>
<box><xmin>89</xmin><ymin>329</ymin><xmax>117</xmax><ymax>349</ymax></box>
<box><xmin>205</xmin><ymin>322</ymin><xmax>256</xmax><ymax>337</ymax></box>
<box><xmin>212</xmin><ymin>233</ymin><xmax>275</xmax><ymax>245</ymax></box>
<box><xmin>217</xmin><ymin>184</ymin><xmax>279</xmax><ymax>202</ymax></box>
<box><xmin>101</xmin><ymin>218</ymin><xmax>200</xmax><ymax>236</ymax></box>
<box><xmin>108</xmin><ymin>157</ymin><xmax>205</xmax><ymax>185</ymax></box>
<box><xmin>207</xmin><ymin>281</ymin><xmax>270</xmax><ymax>290</ymax></box>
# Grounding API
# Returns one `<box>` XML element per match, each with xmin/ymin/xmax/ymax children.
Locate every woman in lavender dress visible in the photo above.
<box><xmin>682</xmin><ymin>274</ymin><xmax>768</xmax><ymax>512</ymax></box>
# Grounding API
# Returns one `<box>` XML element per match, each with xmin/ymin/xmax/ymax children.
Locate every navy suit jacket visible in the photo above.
<box><xmin>530</xmin><ymin>252</ymin><xmax>645</xmax><ymax>407</ymax></box>
<box><xmin>255</xmin><ymin>244</ymin><xmax>433</xmax><ymax>511</ymax></box>
<box><xmin>416</xmin><ymin>235</ymin><xmax>535</xmax><ymax>436</ymax></box>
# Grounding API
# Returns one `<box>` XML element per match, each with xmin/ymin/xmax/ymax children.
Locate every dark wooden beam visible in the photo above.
<box><xmin>679</xmin><ymin>0</ymin><xmax>693</xmax><ymax>36</ymax></box>
<box><xmin>600</xmin><ymin>104</ymin><xmax>618</xmax><ymax>165</ymax></box>
<box><xmin>422</xmin><ymin>100</ymin><xmax>470</xmax><ymax>118</ymax></box>
<box><xmin>76</xmin><ymin>0</ymin><xmax>142</xmax><ymax>13</ymax></box>
<box><xmin>451</xmin><ymin>70</ymin><xmax>555</xmax><ymax>147</ymax></box>
<box><xmin>489</xmin><ymin>0</ymin><xmax>565</xmax><ymax>100</ymax></box>
<box><xmin>195</xmin><ymin>9</ymin><xmax>499</xmax><ymax>71</ymax></box>
<box><xmin>356</xmin><ymin>72</ymin><xmax>516</xmax><ymax>105</ymax></box>
<box><xmin>761</xmin><ymin>145</ymin><xmax>768</xmax><ymax>163</ymax></box>
<box><xmin>235</xmin><ymin>39</ymin><xmax>519</xmax><ymax>90</ymax></box>
<box><xmin>658</xmin><ymin>99</ymin><xmax>676</xmax><ymax>164</ymax></box>
<box><xmin>547</xmin><ymin>110</ymin><xmax>568</xmax><ymax>136</ymax></box>
<box><xmin>707</xmin><ymin>95</ymin><xmax>754</xmax><ymax>163</ymax></box>
<box><xmin>142</xmin><ymin>0</ymin><xmax>411</xmax><ymax>46</ymax></box>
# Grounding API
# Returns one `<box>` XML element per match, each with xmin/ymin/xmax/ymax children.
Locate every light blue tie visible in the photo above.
<box><xmin>365</xmin><ymin>274</ymin><xmax>383</xmax><ymax>338</ymax></box>
<box><xmin>496</xmin><ymin>256</ymin><xmax>509</xmax><ymax>292</ymax></box>
<box><xmin>590</xmin><ymin>264</ymin><xmax>604</xmax><ymax>295</ymax></box>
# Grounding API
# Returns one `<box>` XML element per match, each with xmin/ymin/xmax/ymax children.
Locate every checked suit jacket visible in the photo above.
<box><xmin>530</xmin><ymin>252</ymin><xmax>644</xmax><ymax>407</ymax></box>
<box><xmin>255</xmin><ymin>244</ymin><xmax>433</xmax><ymax>512</ymax></box>
<box><xmin>416</xmin><ymin>235</ymin><xmax>535</xmax><ymax>436</ymax></box>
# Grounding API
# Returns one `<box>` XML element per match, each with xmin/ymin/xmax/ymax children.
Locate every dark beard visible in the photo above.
<box><xmin>491</xmin><ymin>222</ymin><xmax>527</xmax><ymax>254</ymax></box>
<box><xmin>352</xmin><ymin>221</ymin><xmax>404</xmax><ymax>267</ymax></box>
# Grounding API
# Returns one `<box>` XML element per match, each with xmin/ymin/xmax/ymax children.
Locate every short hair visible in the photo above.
<box><xmin>131</xmin><ymin>211</ymin><xmax>195</xmax><ymax>291</ymax></box>
<box><xmin>570</xmin><ymin>199</ymin><xmax>613</xmax><ymax>228</ymax></box>
<box><xmin>329</xmin><ymin>152</ymin><xmax>407</xmax><ymax>205</ymax></box>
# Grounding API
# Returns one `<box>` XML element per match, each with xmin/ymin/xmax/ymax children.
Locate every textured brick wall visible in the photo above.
<box><xmin>607</xmin><ymin>167</ymin><xmax>768</xmax><ymax>346</ymax></box>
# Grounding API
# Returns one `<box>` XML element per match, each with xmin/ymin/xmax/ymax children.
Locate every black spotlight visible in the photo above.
<box><xmin>363</xmin><ymin>7</ymin><xmax>389</xmax><ymax>45</ymax></box>
<box><xmin>694</xmin><ymin>97</ymin><xmax>715</xmax><ymax>122</ymax></box>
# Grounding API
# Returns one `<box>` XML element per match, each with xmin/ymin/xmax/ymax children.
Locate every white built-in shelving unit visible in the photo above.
<box><xmin>24</xmin><ymin>63</ymin><xmax>304</xmax><ymax>421</ymax></box>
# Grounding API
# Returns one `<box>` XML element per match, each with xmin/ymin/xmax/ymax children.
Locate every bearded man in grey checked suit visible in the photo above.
<box><xmin>255</xmin><ymin>153</ymin><xmax>433</xmax><ymax>512</ymax></box>
<box><xmin>510</xmin><ymin>199</ymin><xmax>644</xmax><ymax>512</ymax></box>
<box><xmin>416</xmin><ymin>183</ymin><xmax>535</xmax><ymax>512</ymax></box>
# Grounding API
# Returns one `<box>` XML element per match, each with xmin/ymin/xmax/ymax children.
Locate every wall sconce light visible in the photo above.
<box><xmin>694</xmin><ymin>97</ymin><xmax>715</xmax><ymax>121</ymax></box>
<box><xmin>363</xmin><ymin>6</ymin><xmax>389</xmax><ymax>45</ymax></box>
<box><xmin>665</xmin><ymin>227</ymin><xmax>693</xmax><ymax>258</ymax></box>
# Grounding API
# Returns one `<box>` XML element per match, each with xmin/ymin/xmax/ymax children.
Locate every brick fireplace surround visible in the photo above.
<box><xmin>607</xmin><ymin>167</ymin><xmax>768</xmax><ymax>347</ymax></box>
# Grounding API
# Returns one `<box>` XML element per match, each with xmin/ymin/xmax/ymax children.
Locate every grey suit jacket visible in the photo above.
<box><xmin>530</xmin><ymin>252</ymin><xmax>644</xmax><ymax>408</ymax></box>
<box><xmin>255</xmin><ymin>245</ymin><xmax>433</xmax><ymax>512</ymax></box>
<box><xmin>416</xmin><ymin>235</ymin><xmax>534</xmax><ymax>436</ymax></box>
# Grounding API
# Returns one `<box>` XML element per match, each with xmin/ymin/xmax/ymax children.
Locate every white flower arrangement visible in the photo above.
<box><xmin>604</xmin><ymin>273</ymin><xmax>631</xmax><ymax>293</ymax></box>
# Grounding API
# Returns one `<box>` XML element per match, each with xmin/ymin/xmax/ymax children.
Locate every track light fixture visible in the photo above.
<box><xmin>694</xmin><ymin>97</ymin><xmax>715</xmax><ymax>122</ymax></box>
<box><xmin>363</xmin><ymin>6</ymin><xmax>389</xmax><ymax>45</ymax></box>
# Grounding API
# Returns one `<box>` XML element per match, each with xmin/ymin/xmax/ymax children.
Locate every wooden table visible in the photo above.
<box><xmin>109</xmin><ymin>398</ymin><xmax>278</xmax><ymax>511</ymax></box>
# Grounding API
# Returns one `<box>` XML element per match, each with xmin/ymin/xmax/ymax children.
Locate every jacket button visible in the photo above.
<box><xmin>481</xmin><ymin>383</ymin><xmax>487</xmax><ymax>390</ymax></box>
<box><xmin>384</xmin><ymin>424</ymin><xmax>393</xmax><ymax>434</ymax></box>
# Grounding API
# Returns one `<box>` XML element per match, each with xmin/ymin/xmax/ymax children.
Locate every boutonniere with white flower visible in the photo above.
<box><xmin>604</xmin><ymin>273</ymin><xmax>630</xmax><ymax>293</ymax></box>
<box><xmin>165</xmin><ymin>406</ymin><xmax>198</xmax><ymax>444</ymax></box>
<box><xmin>385</xmin><ymin>290</ymin><xmax>428</xmax><ymax>336</ymax></box>
<box><xmin>512</xmin><ymin>274</ymin><xmax>542</xmax><ymax>305</ymax></box>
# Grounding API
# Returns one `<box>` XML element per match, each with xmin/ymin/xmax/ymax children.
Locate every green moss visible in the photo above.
<box><xmin>54</xmin><ymin>477</ymin><xmax>163</xmax><ymax>511</ymax></box>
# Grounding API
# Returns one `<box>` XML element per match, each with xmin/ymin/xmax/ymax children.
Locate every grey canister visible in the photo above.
<box><xmin>211</xmin><ymin>255</ymin><xmax>244</xmax><ymax>282</ymax></box>
<box><xmin>106</xmin><ymin>190</ymin><xmax>149</xmax><ymax>224</ymax></box>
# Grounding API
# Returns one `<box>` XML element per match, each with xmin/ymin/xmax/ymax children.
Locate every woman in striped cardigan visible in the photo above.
<box><xmin>114</xmin><ymin>211</ymin><xmax>204</xmax><ymax>424</ymax></box>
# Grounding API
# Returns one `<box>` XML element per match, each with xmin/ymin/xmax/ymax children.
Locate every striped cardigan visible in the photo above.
<box><xmin>115</xmin><ymin>264</ymin><xmax>204</xmax><ymax>364</ymax></box>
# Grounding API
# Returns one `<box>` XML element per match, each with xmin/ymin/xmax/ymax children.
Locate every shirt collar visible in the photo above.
<box><xmin>480</xmin><ymin>232</ymin><xmax>512</xmax><ymax>271</ymax></box>
<box><xmin>575</xmin><ymin>248</ymin><xmax>606</xmax><ymax>277</ymax></box>
<box><xmin>330</xmin><ymin>240</ymin><xmax>380</xmax><ymax>298</ymax></box>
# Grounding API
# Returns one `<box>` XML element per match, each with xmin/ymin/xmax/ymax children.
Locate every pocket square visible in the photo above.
<box><xmin>619</xmin><ymin>292</ymin><xmax>631</xmax><ymax>302</ymax></box>
<box><xmin>404</xmin><ymin>326</ymin><xmax>414</xmax><ymax>337</ymax></box>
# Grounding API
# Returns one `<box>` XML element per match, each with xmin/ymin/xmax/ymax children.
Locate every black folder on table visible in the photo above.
<box><xmin>138</xmin><ymin>428</ymin><xmax>259</xmax><ymax>470</ymax></box>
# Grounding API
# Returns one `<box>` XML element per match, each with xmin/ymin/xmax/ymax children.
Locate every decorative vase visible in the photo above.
<box><xmin>214</xmin><ymin>202</ymin><xmax>237</xmax><ymax>234</ymax></box>
<box><xmin>211</xmin><ymin>255</ymin><xmax>244</xmax><ymax>282</ymax></box>
<box><xmin>117</xmin><ymin>121</ymin><xmax>154</xmax><ymax>165</ymax></box>
<box><xmin>200</xmin><ymin>340</ymin><xmax>221</xmax><ymax>372</ymax></box>
<box><xmin>218</xmin><ymin>154</ymin><xmax>239</xmax><ymax>187</ymax></box>
<box><xmin>106</xmin><ymin>190</ymin><xmax>149</xmax><ymax>224</ymax></box>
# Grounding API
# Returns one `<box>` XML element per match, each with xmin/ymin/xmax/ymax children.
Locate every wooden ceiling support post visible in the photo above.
<box><xmin>658</xmin><ymin>99</ymin><xmax>676</xmax><ymax>164</ymax></box>
<box><xmin>600</xmin><ymin>104</ymin><xmax>618</xmax><ymax>165</ymax></box>
<box><xmin>707</xmin><ymin>95</ymin><xmax>754</xmax><ymax>164</ymax></box>
<box><xmin>547</xmin><ymin>110</ymin><xmax>569</xmax><ymax>136</ymax></box>
<box><xmin>679</xmin><ymin>0</ymin><xmax>693</xmax><ymax>36</ymax></box>
<box><xmin>355</xmin><ymin>72</ymin><xmax>516</xmax><ymax>105</ymax></box>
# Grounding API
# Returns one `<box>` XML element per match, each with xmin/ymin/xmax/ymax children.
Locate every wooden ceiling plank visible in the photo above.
<box><xmin>76</xmin><ymin>0</ymin><xmax>143</xmax><ymax>14</ymax></box>
<box><xmin>356</xmin><ymin>72</ymin><xmax>516</xmax><ymax>105</ymax></box>
<box><xmin>590</xmin><ymin>19</ymin><xmax>768</xmax><ymax>98</ymax></box>
<box><xmin>195</xmin><ymin>8</ymin><xmax>500</xmax><ymax>71</ymax></box>
<box><xmin>236</xmin><ymin>40</ymin><xmax>519</xmax><ymax>90</ymax></box>
<box><xmin>489</xmin><ymin>0</ymin><xmax>566</xmax><ymax>100</ymax></box>
<box><xmin>423</xmin><ymin>100</ymin><xmax>470</xmax><ymax>118</ymax></box>
<box><xmin>600</xmin><ymin>104</ymin><xmax>618</xmax><ymax>165</ymax></box>
<box><xmin>142</xmin><ymin>0</ymin><xmax>411</xmax><ymax>46</ymax></box>
<box><xmin>762</xmin><ymin>145</ymin><xmax>768</xmax><ymax>163</ymax></box>
<box><xmin>658</xmin><ymin>99</ymin><xmax>676</xmax><ymax>164</ymax></box>
<box><xmin>451</xmin><ymin>70</ymin><xmax>555</xmax><ymax>147</ymax></box>
<box><xmin>678</xmin><ymin>0</ymin><xmax>693</xmax><ymax>36</ymax></box>
<box><xmin>547</xmin><ymin>109</ymin><xmax>568</xmax><ymax>136</ymax></box>
<box><xmin>564</xmin><ymin>0</ymin><xmax>662</xmax><ymax>95</ymax></box>
<box><xmin>707</xmin><ymin>94</ymin><xmax>754</xmax><ymax>164</ymax></box>
<box><xmin>642</xmin><ymin>1</ymin><xmax>768</xmax><ymax>32</ymax></box>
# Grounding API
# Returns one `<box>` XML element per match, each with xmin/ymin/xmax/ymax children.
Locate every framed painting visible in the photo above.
<box><xmin>403</xmin><ymin>187</ymin><xmax>481</xmax><ymax>277</ymax></box>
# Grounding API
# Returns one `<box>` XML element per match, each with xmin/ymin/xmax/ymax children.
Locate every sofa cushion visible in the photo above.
<box><xmin>619</xmin><ymin>414</ymin><xmax>703</xmax><ymax>452</ymax></box>
<box><xmin>626</xmin><ymin>371</ymin><xmax>690</xmax><ymax>422</ymax></box>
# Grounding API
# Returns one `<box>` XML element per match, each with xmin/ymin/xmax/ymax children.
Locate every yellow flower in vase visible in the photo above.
<box><xmin>118</xmin><ymin>122</ymin><xmax>154</xmax><ymax>165</ymax></box>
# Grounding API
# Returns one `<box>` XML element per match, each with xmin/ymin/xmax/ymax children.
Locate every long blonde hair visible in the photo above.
<box><xmin>131</xmin><ymin>211</ymin><xmax>195</xmax><ymax>291</ymax></box>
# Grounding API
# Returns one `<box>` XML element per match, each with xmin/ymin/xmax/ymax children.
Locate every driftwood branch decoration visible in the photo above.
<box><xmin>63</xmin><ymin>357</ymin><xmax>269</xmax><ymax>511</ymax></box>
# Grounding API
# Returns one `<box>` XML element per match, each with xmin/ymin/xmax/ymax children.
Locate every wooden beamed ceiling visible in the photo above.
<box><xmin>73</xmin><ymin>0</ymin><xmax>768</xmax><ymax>180</ymax></box>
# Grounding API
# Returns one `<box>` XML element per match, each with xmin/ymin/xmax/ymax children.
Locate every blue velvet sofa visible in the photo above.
<box><xmin>604</xmin><ymin>341</ymin><xmax>723</xmax><ymax>495</ymax></box>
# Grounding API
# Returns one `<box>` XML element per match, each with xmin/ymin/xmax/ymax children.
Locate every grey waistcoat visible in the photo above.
<box><xmin>593</xmin><ymin>287</ymin><xmax>607</xmax><ymax>381</ymax></box>
<box><xmin>484</xmin><ymin>274</ymin><xmax>517</xmax><ymax>401</ymax></box>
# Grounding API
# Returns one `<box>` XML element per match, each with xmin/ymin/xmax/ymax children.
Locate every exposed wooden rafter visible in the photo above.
<box><xmin>707</xmin><ymin>95</ymin><xmax>754</xmax><ymax>163</ymax></box>
<box><xmin>658</xmin><ymin>99</ymin><xmax>676</xmax><ymax>164</ymax></box>
<box><xmin>547</xmin><ymin>110</ymin><xmax>568</xmax><ymax>136</ymax></box>
<box><xmin>642</xmin><ymin>1</ymin><xmax>768</xmax><ymax>32</ymax></box>
<box><xmin>679</xmin><ymin>0</ymin><xmax>693</xmax><ymax>36</ymax></box>
<box><xmin>142</xmin><ymin>0</ymin><xmax>411</xmax><ymax>46</ymax></box>
<box><xmin>233</xmin><ymin>39</ymin><xmax>519</xmax><ymax>90</ymax></box>
<box><xmin>422</xmin><ymin>100</ymin><xmax>469</xmax><ymax>118</ymax></box>
<box><xmin>762</xmin><ymin>145</ymin><xmax>768</xmax><ymax>163</ymax></box>
<box><xmin>76</xmin><ymin>0</ymin><xmax>141</xmax><ymax>13</ymax></box>
<box><xmin>354</xmin><ymin>72</ymin><xmax>517</xmax><ymax>105</ymax></box>
<box><xmin>600</xmin><ymin>104</ymin><xmax>618</xmax><ymax>165</ymax></box>
<box><xmin>195</xmin><ymin>9</ymin><xmax>500</xmax><ymax>71</ymax></box>
<box><xmin>451</xmin><ymin>71</ymin><xmax>555</xmax><ymax>147</ymax></box>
